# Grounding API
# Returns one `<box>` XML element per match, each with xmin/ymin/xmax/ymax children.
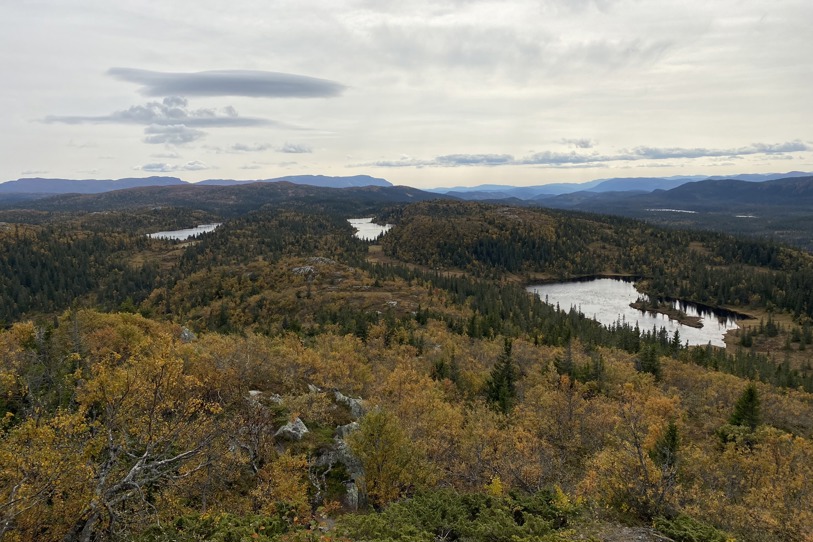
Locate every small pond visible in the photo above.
<box><xmin>148</xmin><ymin>223</ymin><xmax>221</xmax><ymax>241</ymax></box>
<box><xmin>527</xmin><ymin>278</ymin><xmax>742</xmax><ymax>347</ymax></box>
<box><xmin>348</xmin><ymin>218</ymin><xmax>393</xmax><ymax>241</ymax></box>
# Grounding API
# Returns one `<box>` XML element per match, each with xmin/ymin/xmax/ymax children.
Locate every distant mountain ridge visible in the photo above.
<box><xmin>0</xmin><ymin>174</ymin><xmax>392</xmax><ymax>197</ymax></box>
<box><xmin>196</xmin><ymin>174</ymin><xmax>391</xmax><ymax>189</ymax></box>
<box><xmin>530</xmin><ymin>175</ymin><xmax>813</xmax><ymax>251</ymax></box>
<box><xmin>431</xmin><ymin>171</ymin><xmax>813</xmax><ymax>200</ymax></box>
<box><xmin>0</xmin><ymin>176</ymin><xmax>185</xmax><ymax>194</ymax></box>
<box><xmin>0</xmin><ymin>181</ymin><xmax>449</xmax><ymax>217</ymax></box>
<box><xmin>537</xmin><ymin>175</ymin><xmax>813</xmax><ymax>212</ymax></box>
<box><xmin>4</xmin><ymin>171</ymin><xmax>810</xmax><ymax>200</ymax></box>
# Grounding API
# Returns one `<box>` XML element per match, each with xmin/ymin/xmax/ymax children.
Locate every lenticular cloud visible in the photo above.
<box><xmin>107</xmin><ymin>68</ymin><xmax>346</xmax><ymax>99</ymax></box>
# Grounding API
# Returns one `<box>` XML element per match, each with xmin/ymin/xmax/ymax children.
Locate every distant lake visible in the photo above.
<box><xmin>148</xmin><ymin>223</ymin><xmax>221</xmax><ymax>241</ymax></box>
<box><xmin>348</xmin><ymin>218</ymin><xmax>393</xmax><ymax>241</ymax></box>
<box><xmin>646</xmin><ymin>208</ymin><xmax>697</xmax><ymax>214</ymax></box>
<box><xmin>527</xmin><ymin>278</ymin><xmax>741</xmax><ymax>347</ymax></box>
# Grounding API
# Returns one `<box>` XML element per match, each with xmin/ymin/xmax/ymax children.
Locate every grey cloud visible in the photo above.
<box><xmin>517</xmin><ymin>151</ymin><xmax>600</xmax><ymax>165</ymax></box>
<box><xmin>561</xmin><ymin>138</ymin><xmax>595</xmax><ymax>149</ymax></box>
<box><xmin>363</xmin><ymin>19</ymin><xmax>672</xmax><ymax>84</ymax></box>
<box><xmin>278</xmin><ymin>142</ymin><xmax>312</xmax><ymax>154</ymax></box>
<box><xmin>208</xmin><ymin>142</ymin><xmax>313</xmax><ymax>154</ymax></box>
<box><xmin>203</xmin><ymin>143</ymin><xmax>273</xmax><ymax>154</ymax></box>
<box><xmin>231</xmin><ymin>143</ymin><xmax>273</xmax><ymax>152</ymax></box>
<box><xmin>625</xmin><ymin>141</ymin><xmax>810</xmax><ymax>160</ymax></box>
<box><xmin>21</xmin><ymin>170</ymin><xmax>48</xmax><ymax>175</ymax></box>
<box><xmin>45</xmin><ymin>96</ymin><xmax>272</xmax><ymax>128</ymax></box>
<box><xmin>143</xmin><ymin>124</ymin><xmax>206</xmax><ymax>145</ymax></box>
<box><xmin>107</xmin><ymin>68</ymin><xmax>346</xmax><ymax>98</ymax></box>
<box><xmin>136</xmin><ymin>161</ymin><xmax>211</xmax><ymax>173</ymax></box>
<box><xmin>45</xmin><ymin>97</ymin><xmax>289</xmax><ymax>147</ymax></box>
<box><xmin>436</xmin><ymin>154</ymin><xmax>513</xmax><ymax>166</ymax></box>
<box><xmin>360</xmin><ymin>141</ymin><xmax>811</xmax><ymax>168</ymax></box>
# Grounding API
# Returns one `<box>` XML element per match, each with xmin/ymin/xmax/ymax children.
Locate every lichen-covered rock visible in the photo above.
<box><xmin>344</xmin><ymin>481</ymin><xmax>360</xmax><ymax>511</ymax></box>
<box><xmin>334</xmin><ymin>390</ymin><xmax>364</xmax><ymax>419</ymax></box>
<box><xmin>274</xmin><ymin>417</ymin><xmax>309</xmax><ymax>440</ymax></box>
<box><xmin>246</xmin><ymin>390</ymin><xmax>283</xmax><ymax>405</ymax></box>
<box><xmin>179</xmin><ymin>327</ymin><xmax>196</xmax><ymax>343</ymax></box>
<box><xmin>308</xmin><ymin>383</ymin><xmax>322</xmax><ymax>393</ymax></box>
<box><xmin>336</xmin><ymin>421</ymin><xmax>359</xmax><ymax>440</ymax></box>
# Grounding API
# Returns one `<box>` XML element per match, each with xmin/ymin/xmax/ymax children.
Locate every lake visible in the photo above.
<box><xmin>148</xmin><ymin>223</ymin><xmax>221</xmax><ymax>241</ymax></box>
<box><xmin>348</xmin><ymin>218</ymin><xmax>393</xmax><ymax>241</ymax></box>
<box><xmin>527</xmin><ymin>278</ymin><xmax>741</xmax><ymax>347</ymax></box>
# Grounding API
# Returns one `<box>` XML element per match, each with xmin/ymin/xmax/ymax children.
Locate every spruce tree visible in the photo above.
<box><xmin>729</xmin><ymin>383</ymin><xmax>761</xmax><ymax>431</ymax></box>
<box><xmin>485</xmin><ymin>338</ymin><xmax>517</xmax><ymax>414</ymax></box>
<box><xmin>636</xmin><ymin>344</ymin><xmax>662</xmax><ymax>381</ymax></box>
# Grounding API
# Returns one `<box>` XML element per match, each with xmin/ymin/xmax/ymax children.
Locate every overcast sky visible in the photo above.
<box><xmin>2</xmin><ymin>0</ymin><xmax>811</xmax><ymax>188</ymax></box>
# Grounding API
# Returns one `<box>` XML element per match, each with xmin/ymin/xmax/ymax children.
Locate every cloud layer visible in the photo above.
<box><xmin>107</xmin><ymin>68</ymin><xmax>346</xmax><ymax>98</ymax></box>
<box><xmin>45</xmin><ymin>97</ymin><xmax>284</xmax><ymax>146</ymax></box>
<box><xmin>361</xmin><ymin>141</ymin><xmax>811</xmax><ymax>168</ymax></box>
<box><xmin>45</xmin><ymin>96</ymin><xmax>271</xmax><ymax>128</ymax></box>
<box><xmin>4</xmin><ymin>0</ymin><xmax>812</xmax><ymax>185</ymax></box>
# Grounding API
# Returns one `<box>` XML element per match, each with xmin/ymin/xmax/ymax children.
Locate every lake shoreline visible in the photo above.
<box><xmin>629</xmin><ymin>300</ymin><xmax>704</xmax><ymax>328</ymax></box>
<box><xmin>524</xmin><ymin>273</ymin><xmax>754</xmax><ymax>322</ymax></box>
<box><xmin>527</xmin><ymin>277</ymin><xmax>744</xmax><ymax>347</ymax></box>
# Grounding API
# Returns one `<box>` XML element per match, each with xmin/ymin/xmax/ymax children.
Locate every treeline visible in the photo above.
<box><xmin>0</xmin><ymin>224</ymin><xmax>159</xmax><ymax>323</ymax></box>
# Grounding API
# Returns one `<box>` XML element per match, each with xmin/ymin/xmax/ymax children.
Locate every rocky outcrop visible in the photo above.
<box><xmin>336</xmin><ymin>421</ymin><xmax>359</xmax><ymax>439</ymax></box>
<box><xmin>310</xmin><ymin>420</ymin><xmax>363</xmax><ymax>510</ymax></box>
<box><xmin>179</xmin><ymin>327</ymin><xmax>196</xmax><ymax>343</ymax></box>
<box><xmin>274</xmin><ymin>417</ymin><xmax>309</xmax><ymax>440</ymax></box>
<box><xmin>334</xmin><ymin>390</ymin><xmax>364</xmax><ymax>419</ymax></box>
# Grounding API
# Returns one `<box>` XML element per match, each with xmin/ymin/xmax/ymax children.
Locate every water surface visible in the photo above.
<box><xmin>348</xmin><ymin>218</ymin><xmax>393</xmax><ymax>241</ymax></box>
<box><xmin>148</xmin><ymin>223</ymin><xmax>221</xmax><ymax>241</ymax></box>
<box><xmin>528</xmin><ymin>278</ymin><xmax>741</xmax><ymax>347</ymax></box>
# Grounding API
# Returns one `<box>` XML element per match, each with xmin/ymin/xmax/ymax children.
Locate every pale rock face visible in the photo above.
<box><xmin>344</xmin><ymin>481</ymin><xmax>360</xmax><ymax>511</ymax></box>
<box><xmin>179</xmin><ymin>327</ymin><xmax>197</xmax><ymax>343</ymax></box>
<box><xmin>334</xmin><ymin>390</ymin><xmax>364</xmax><ymax>419</ymax></box>
<box><xmin>274</xmin><ymin>417</ymin><xmax>309</xmax><ymax>440</ymax></box>
<box><xmin>335</xmin><ymin>421</ymin><xmax>359</xmax><ymax>440</ymax></box>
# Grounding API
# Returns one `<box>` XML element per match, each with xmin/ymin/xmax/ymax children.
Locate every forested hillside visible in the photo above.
<box><xmin>1</xmin><ymin>192</ymin><xmax>812</xmax><ymax>541</ymax></box>
<box><xmin>534</xmin><ymin>176</ymin><xmax>813</xmax><ymax>251</ymax></box>
<box><xmin>382</xmin><ymin>201</ymin><xmax>813</xmax><ymax>319</ymax></box>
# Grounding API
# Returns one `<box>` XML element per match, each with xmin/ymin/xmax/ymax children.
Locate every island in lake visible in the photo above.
<box><xmin>630</xmin><ymin>297</ymin><xmax>703</xmax><ymax>328</ymax></box>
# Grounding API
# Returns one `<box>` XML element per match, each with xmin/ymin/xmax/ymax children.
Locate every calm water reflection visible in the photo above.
<box><xmin>348</xmin><ymin>218</ymin><xmax>393</xmax><ymax>241</ymax></box>
<box><xmin>528</xmin><ymin>278</ymin><xmax>741</xmax><ymax>347</ymax></box>
<box><xmin>148</xmin><ymin>223</ymin><xmax>221</xmax><ymax>240</ymax></box>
